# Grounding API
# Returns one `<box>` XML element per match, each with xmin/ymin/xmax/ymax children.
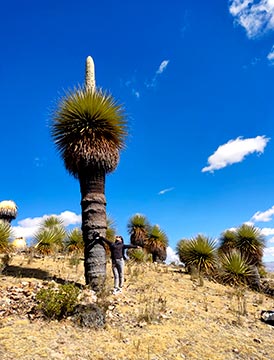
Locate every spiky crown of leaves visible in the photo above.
<box><xmin>51</xmin><ymin>87</ymin><xmax>128</xmax><ymax>177</ymax></box>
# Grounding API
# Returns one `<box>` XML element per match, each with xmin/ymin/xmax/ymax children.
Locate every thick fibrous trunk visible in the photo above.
<box><xmin>79</xmin><ymin>169</ymin><xmax>107</xmax><ymax>291</ymax></box>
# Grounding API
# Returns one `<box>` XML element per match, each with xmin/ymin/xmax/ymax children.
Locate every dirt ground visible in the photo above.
<box><xmin>0</xmin><ymin>254</ymin><xmax>274</xmax><ymax>360</ymax></box>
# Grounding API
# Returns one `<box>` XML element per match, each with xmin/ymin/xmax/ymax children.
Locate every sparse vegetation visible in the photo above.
<box><xmin>0</xmin><ymin>254</ymin><xmax>274</xmax><ymax>360</ymax></box>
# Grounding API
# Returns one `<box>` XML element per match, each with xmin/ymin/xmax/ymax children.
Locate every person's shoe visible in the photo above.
<box><xmin>113</xmin><ymin>287</ymin><xmax>122</xmax><ymax>295</ymax></box>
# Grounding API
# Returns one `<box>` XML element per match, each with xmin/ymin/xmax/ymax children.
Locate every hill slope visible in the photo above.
<box><xmin>0</xmin><ymin>255</ymin><xmax>274</xmax><ymax>360</ymax></box>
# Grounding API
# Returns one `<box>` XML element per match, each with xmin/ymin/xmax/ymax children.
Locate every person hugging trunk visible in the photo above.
<box><xmin>96</xmin><ymin>233</ymin><xmax>140</xmax><ymax>294</ymax></box>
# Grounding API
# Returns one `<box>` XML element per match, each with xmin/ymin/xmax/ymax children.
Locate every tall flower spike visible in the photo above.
<box><xmin>85</xmin><ymin>56</ymin><xmax>96</xmax><ymax>92</ymax></box>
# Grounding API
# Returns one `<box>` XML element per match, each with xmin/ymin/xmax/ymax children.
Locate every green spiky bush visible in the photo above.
<box><xmin>145</xmin><ymin>225</ymin><xmax>168</xmax><ymax>263</ymax></box>
<box><xmin>36</xmin><ymin>283</ymin><xmax>80</xmax><ymax>320</ymax></box>
<box><xmin>127</xmin><ymin>213</ymin><xmax>150</xmax><ymax>247</ymax></box>
<box><xmin>235</xmin><ymin>224</ymin><xmax>265</xmax><ymax>267</ymax></box>
<box><xmin>127</xmin><ymin>248</ymin><xmax>151</xmax><ymax>263</ymax></box>
<box><xmin>0</xmin><ymin>220</ymin><xmax>13</xmax><ymax>253</ymax></box>
<box><xmin>219</xmin><ymin>250</ymin><xmax>253</xmax><ymax>287</ymax></box>
<box><xmin>65</xmin><ymin>227</ymin><xmax>84</xmax><ymax>254</ymax></box>
<box><xmin>218</xmin><ymin>229</ymin><xmax>237</xmax><ymax>256</ymax></box>
<box><xmin>177</xmin><ymin>235</ymin><xmax>217</xmax><ymax>274</ymax></box>
<box><xmin>35</xmin><ymin>216</ymin><xmax>67</xmax><ymax>255</ymax></box>
<box><xmin>176</xmin><ymin>239</ymin><xmax>190</xmax><ymax>265</ymax></box>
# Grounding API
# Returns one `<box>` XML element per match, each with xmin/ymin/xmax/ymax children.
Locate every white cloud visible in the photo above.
<box><xmin>264</xmin><ymin>246</ymin><xmax>274</xmax><ymax>257</ymax></box>
<box><xmin>202</xmin><ymin>135</ymin><xmax>270</xmax><ymax>173</ymax></box>
<box><xmin>165</xmin><ymin>246</ymin><xmax>180</xmax><ymax>264</ymax></box>
<box><xmin>146</xmin><ymin>59</ymin><xmax>170</xmax><ymax>88</ymax></box>
<box><xmin>251</xmin><ymin>206</ymin><xmax>274</xmax><ymax>222</ymax></box>
<box><xmin>261</xmin><ymin>227</ymin><xmax>274</xmax><ymax>236</ymax></box>
<box><xmin>133</xmin><ymin>90</ymin><xmax>140</xmax><ymax>99</ymax></box>
<box><xmin>12</xmin><ymin>210</ymin><xmax>81</xmax><ymax>240</ymax></box>
<box><xmin>268</xmin><ymin>236</ymin><xmax>274</xmax><ymax>243</ymax></box>
<box><xmin>267</xmin><ymin>45</ymin><xmax>274</xmax><ymax>64</ymax></box>
<box><xmin>122</xmin><ymin>76</ymin><xmax>140</xmax><ymax>99</ymax></box>
<box><xmin>229</xmin><ymin>0</ymin><xmax>274</xmax><ymax>38</ymax></box>
<box><xmin>156</xmin><ymin>60</ymin><xmax>170</xmax><ymax>74</ymax></box>
<box><xmin>158</xmin><ymin>187</ymin><xmax>175</xmax><ymax>195</ymax></box>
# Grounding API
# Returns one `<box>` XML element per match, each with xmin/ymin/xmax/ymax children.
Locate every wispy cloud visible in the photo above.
<box><xmin>267</xmin><ymin>45</ymin><xmax>274</xmax><ymax>64</ymax></box>
<box><xmin>34</xmin><ymin>157</ymin><xmax>47</xmax><ymax>168</ymax></box>
<box><xmin>180</xmin><ymin>9</ymin><xmax>190</xmax><ymax>38</ymax></box>
<box><xmin>12</xmin><ymin>210</ymin><xmax>81</xmax><ymax>240</ymax></box>
<box><xmin>158</xmin><ymin>187</ymin><xmax>174</xmax><ymax>195</ymax></box>
<box><xmin>146</xmin><ymin>60</ymin><xmax>170</xmax><ymax>88</ymax></box>
<box><xmin>202</xmin><ymin>135</ymin><xmax>270</xmax><ymax>173</ymax></box>
<box><xmin>229</xmin><ymin>0</ymin><xmax>274</xmax><ymax>39</ymax></box>
<box><xmin>156</xmin><ymin>60</ymin><xmax>169</xmax><ymax>74</ymax></box>
<box><xmin>251</xmin><ymin>206</ymin><xmax>274</xmax><ymax>223</ymax></box>
<box><xmin>122</xmin><ymin>76</ymin><xmax>141</xmax><ymax>99</ymax></box>
<box><xmin>133</xmin><ymin>90</ymin><xmax>140</xmax><ymax>99</ymax></box>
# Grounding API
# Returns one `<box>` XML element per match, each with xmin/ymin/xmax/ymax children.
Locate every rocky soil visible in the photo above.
<box><xmin>0</xmin><ymin>254</ymin><xmax>274</xmax><ymax>360</ymax></box>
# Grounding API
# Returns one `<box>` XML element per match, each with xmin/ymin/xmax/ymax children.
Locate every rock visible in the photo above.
<box><xmin>261</xmin><ymin>310</ymin><xmax>274</xmax><ymax>325</ymax></box>
<box><xmin>73</xmin><ymin>304</ymin><xmax>106</xmax><ymax>328</ymax></box>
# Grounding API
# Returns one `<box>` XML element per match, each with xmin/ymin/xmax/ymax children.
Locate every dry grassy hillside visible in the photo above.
<box><xmin>0</xmin><ymin>254</ymin><xmax>274</xmax><ymax>360</ymax></box>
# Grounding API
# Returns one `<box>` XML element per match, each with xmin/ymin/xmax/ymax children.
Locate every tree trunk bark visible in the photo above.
<box><xmin>79</xmin><ymin>168</ymin><xmax>107</xmax><ymax>291</ymax></box>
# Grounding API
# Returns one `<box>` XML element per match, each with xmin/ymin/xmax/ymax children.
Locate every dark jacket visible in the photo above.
<box><xmin>101</xmin><ymin>237</ymin><xmax>138</xmax><ymax>260</ymax></box>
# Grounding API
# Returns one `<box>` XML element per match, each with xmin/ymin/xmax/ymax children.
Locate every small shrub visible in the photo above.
<box><xmin>69</xmin><ymin>254</ymin><xmax>81</xmax><ymax>269</ymax></box>
<box><xmin>138</xmin><ymin>294</ymin><xmax>167</xmax><ymax>324</ymax></box>
<box><xmin>36</xmin><ymin>283</ymin><xmax>80</xmax><ymax>320</ymax></box>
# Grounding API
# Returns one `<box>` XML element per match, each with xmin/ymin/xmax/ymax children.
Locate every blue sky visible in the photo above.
<box><xmin>2</xmin><ymin>0</ymin><xmax>274</xmax><ymax>263</ymax></box>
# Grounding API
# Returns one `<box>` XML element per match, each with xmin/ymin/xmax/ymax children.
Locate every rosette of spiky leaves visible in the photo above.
<box><xmin>145</xmin><ymin>225</ymin><xmax>168</xmax><ymax>262</ymax></box>
<box><xmin>127</xmin><ymin>213</ymin><xmax>150</xmax><ymax>247</ymax></box>
<box><xmin>219</xmin><ymin>250</ymin><xmax>253</xmax><ymax>287</ymax></box>
<box><xmin>218</xmin><ymin>229</ymin><xmax>237</xmax><ymax>256</ymax></box>
<box><xmin>34</xmin><ymin>229</ymin><xmax>59</xmax><ymax>255</ymax></box>
<box><xmin>181</xmin><ymin>235</ymin><xmax>217</xmax><ymax>274</ymax></box>
<box><xmin>0</xmin><ymin>200</ymin><xmax>18</xmax><ymax>223</ymax></box>
<box><xmin>65</xmin><ymin>227</ymin><xmax>84</xmax><ymax>254</ymax></box>
<box><xmin>51</xmin><ymin>87</ymin><xmax>128</xmax><ymax>178</ymax></box>
<box><xmin>34</xmin><ymin>216</ymin><xmax>67</xmax><ymax>254</ymax></box>
<box><xmin>176</xmin><ymin>239</ymin><xmax>190</xmax><ymax>264</ymax></box>
<box><xmin>127</xmin><ymin>248</ymin><xmax>149</xmax><ymax>263</ymax></box>
<box><xmin>235</xmin><ymin>224</ymin><xmax>265</xmax><ymax>267</ymax></box>
<box><xmin>0</xmin><ymin>220</ymin><xmax>13</xmax><ymax>253</ymax></box>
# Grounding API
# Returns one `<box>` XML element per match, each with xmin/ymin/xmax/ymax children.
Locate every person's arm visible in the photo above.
<box><xmin>94</xmin><ymin>233</ymin><xmax>113</xmax><ymax>246</ymax></box>
<box><xmin>122</xmin><ymin>244</ymin><xmax>140</xmax><ymax>260</ymax></box>
<box><xmin>124</xmin><ymin>244</ymin><xmax>140</xmax><ymax>249</ymax></box>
